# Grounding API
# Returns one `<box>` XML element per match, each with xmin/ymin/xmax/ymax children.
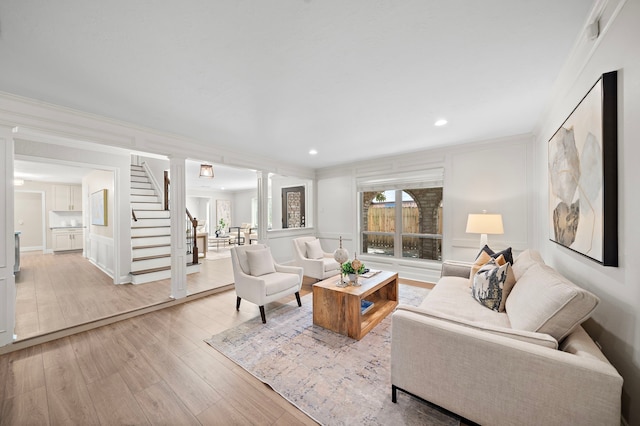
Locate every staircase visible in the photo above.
<box><xmin>130</xmin><ymin>165</ymin><xmax>199</xmax><ymax>284</ymax></box>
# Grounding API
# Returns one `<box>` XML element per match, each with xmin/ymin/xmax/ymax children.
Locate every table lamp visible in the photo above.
<box><xmin>466</xmin><ymin>212</ymin><xmax>504</xmax><ymax>249</ymax></box>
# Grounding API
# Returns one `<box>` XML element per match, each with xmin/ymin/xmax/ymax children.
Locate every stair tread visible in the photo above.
<box><xmin>132</xmin><ymin>254</ymin><xmax>171</xmax><ymax>261</ymax></box>
<box><xmin>133</xmin><ymin>244</ymin><xmax>171</xmax><ymax>249</ymax></box>
<box><xmin>130</xmin><ymin>263</ymin><xmax>199</xmax><ymax>276</ymax></box>
<box><xmin>130</xmin><ymin>266</ymin><xmax>171</xmax><ymax>275</ymax></box>
<box><xmin>131</xmin><ymin>234</ymin><xmax>171</xmax><ymax>238</ymax></box>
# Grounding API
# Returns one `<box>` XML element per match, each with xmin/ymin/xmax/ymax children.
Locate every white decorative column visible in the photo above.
<box><xmin>257</xmin><ymin>171</ymin><xmax>269</xmax><ymax>242</ymax></box>
<box><xmin>0</xmin><ymin>127</ymin><xmax>16</xmax><ymax>346</ymax></box>
<box><xmin>169</xmin><ymin>155</ymin><xmax>188</xmax><ymax>299</ymax></box>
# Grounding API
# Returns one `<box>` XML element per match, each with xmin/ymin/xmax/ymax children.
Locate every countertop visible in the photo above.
<box><xmin>50</xmin><ymin>226</ymin><xmax>86</xmax><ymax>230</ymax></box>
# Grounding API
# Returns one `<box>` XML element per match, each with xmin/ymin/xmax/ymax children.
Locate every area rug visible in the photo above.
<box><xmin>205</xmin><ymin>285</ymin><xmax>460</xmax><ymax>426</ymax></box>
<box><xmin>204</xmin><ymin>246</ymin><xmax>231</xmax><ymax>260</ymax></box>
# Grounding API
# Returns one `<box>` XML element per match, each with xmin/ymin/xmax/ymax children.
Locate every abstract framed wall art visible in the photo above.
<box><xmin>548</xmin><ymin>71</ymin><xmax>618</xmax><ymax>266</ymax></box>
<box><xmin>216</xmin><ymin>199</ymin><xmax>231</xmax><ymax>228</ymax></box>
<box><xmin>91</xmin><ymin>189</ymin><xmax>108</xmax><ymax>226</ymax></box>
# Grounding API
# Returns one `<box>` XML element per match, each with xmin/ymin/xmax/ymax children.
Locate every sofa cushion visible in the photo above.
<box><xmin>323</xmin><ymin>257</ymin><xmax>340</xmax><ymax>272</ymax></box>
<box><xmin>246</xmin><ymin>248</ymin><xmax>276</xmax><ymax>276</ymax></box>
<box><xmin>395</xmin><ymin>305</ymin><xmax>558</xmax><ymax>349</ymax></box>
<box><xmin>472</xmin><ymin>259</ymin><xmax>516</xmax><ymax>312</ymax></box>
<box><xmin>263</xmin><ymin>272</ymin><xmax>300</xmax><ymax>295</ymax></box>
<box><xmin>305</xmin><ymin>239</ymin><xmax>324</xmax><ymax>259</ymax></box>
<box><xmin>506</xmin><ymin>263</ymin><xmax>599</xmax><ymax>341</ymax></box>
<box><xmin>421</xmin><ymin>276</ymin><xmax>511</xmax><ymax>329</ymax></box>
<box><xmin>512</xmin><ymin>249</ymin><xmax>545</xmax><ymax>280</ymax></box>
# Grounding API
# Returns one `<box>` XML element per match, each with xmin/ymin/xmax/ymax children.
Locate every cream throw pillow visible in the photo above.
<box><xmin>246</xmin><ymin>248</ymin><xmax>276</xmax><ymax>276</ymax></box>
<box><xmin>506</xmin><ymin>263</ymin><xmax>599</xmax><ymax>341</ymax></box>
<box><xmin>305</xmin><ymin>239</ymin><xmax>324</xmax><ymax>259</ymax></box>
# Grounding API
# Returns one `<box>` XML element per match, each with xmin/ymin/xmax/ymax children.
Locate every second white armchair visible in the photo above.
<box><xmin>292</xmin><ymin>236</ymin><xmax>340</xmax><ymax>281</ymax></box>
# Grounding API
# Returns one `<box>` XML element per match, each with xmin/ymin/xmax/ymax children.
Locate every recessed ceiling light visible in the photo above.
<box><xmin>434</xmin><ymin>119</ymin><xmax>448</xmax><ymax>127</ymax></box>
<box><xmin>309</xmin><ymin>149</ymin><xmax>318</xmax><ymax>155</ymax></box>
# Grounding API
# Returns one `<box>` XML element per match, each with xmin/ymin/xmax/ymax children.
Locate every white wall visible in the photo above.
<box><xmin>533</xmin><ymin>1</ymin><xmax>639</xmax><ymax>423</ymax></box>
<box><xmin>233</xmin><ymin>189</ymin><xmax>257</xmax><ymax>226</ymax></box>
<box><xmin>316</xmin><ymin>134</ymin><xmax>532</xmax><ymax>283</ymax></box>
<box><xmin>85</xmin><ymin>170</ymin><xmax>115</xmax><ymax>277</ymax></box>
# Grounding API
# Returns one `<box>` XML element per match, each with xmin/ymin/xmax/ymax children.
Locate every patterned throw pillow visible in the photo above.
<box><xmin>472</xmin><ymin>259</ymin><xmax>517</xmax><ymax>312</ymax></box>
<box><xmin>469</xmin><ymin>250</ymin><xmax>492</xmax><ymax>287</ymax></box>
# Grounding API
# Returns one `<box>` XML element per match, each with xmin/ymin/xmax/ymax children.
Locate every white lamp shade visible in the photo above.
<box><xmin>466</xmin><ymin>213</ymin><xmax>504</xmax><ymax>235</ymax></box>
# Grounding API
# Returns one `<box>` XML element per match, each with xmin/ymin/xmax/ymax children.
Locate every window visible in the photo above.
<box><xmin>358</xmin><ymin>169</ymin><xmax>443</xmax><ymax>261</ymax></box>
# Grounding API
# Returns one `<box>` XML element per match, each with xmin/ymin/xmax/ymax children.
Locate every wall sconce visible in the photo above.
<box><xmin>199</xmin><ymin>164</ymin><xmax>214</xmax><ymax>178</ymax></box>
<box><xmin>466</xmin><ymin>211</ymin><xmax>504</xmax><ymax>249</ymax></box>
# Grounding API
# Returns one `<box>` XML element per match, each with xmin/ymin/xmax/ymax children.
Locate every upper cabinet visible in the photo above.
<box><xmin>53</xmin><ymin>184</ymin><xmax>82</xmax><ymax>211</ymax></box>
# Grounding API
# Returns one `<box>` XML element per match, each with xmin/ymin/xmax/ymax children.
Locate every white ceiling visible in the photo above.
<box><xmin>0</xmin><ymin>1</ymin><xmax>593</xmax><ymax>169</ymax></box>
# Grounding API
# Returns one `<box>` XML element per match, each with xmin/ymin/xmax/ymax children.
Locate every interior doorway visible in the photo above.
<box><xmin>14</xmin><ymin>190</ymin><xmax>46</xmax><ymax>253</ymax></box>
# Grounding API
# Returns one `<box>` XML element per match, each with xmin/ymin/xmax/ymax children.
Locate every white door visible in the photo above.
<box><xmin>0</xmin><ymin>129</ymin><xmax>16</xmax><ymax>347</ymax></box>
<box><xmin>14</xmin><ymin>191</ymin><xmax>44</xmax><ymax>251</ymax></box>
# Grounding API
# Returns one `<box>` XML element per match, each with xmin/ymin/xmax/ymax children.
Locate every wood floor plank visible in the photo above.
<box><xmin>196</xmin><ymin>399</ymin><xmax>254</xmax><ymax>425</ymax></box>
<box><xmin>41</xmin><ymin>338</ymin><xmax>76</xmax><ymax>370</ymax></box>
<box><xmin>0</xmin><ymin>345</ymin><xmax>45</xmax><ymax>401</ymax></box>
<box><xmin>44</xmin><ymin>363</ymin><xmax>100</xmax><ymax>425</ymax></box>
<box><xmin>68</xmin><ymin>330</ymin><xmax>119</xmax><ymax>384</ymax></box>
<box><xmin>86</xmin><ymin>372</ymin><xmax>150</xmax><ymax>425</ymax></box>
<box><xmin>274</xmin><ymin>411</ymin><xmax>319</xmax><ymax>426</ymax></box>
<box><xmin>134</xmin><ymin>381</ymin><xmax>200</xmax><ymax>426</ymax></box>
<box><xmin>135</xmin><ymin>314</ymin><xmax>200</xmax><ymax>357</ymax></box>
<box><xmin>0</xmin><ymin>386</ymin><xmax>50</xmax><ymax>426</ymax></box>
<box><xmin>139</xmin><ymin>342</ymin><xmax>222</xmax><ymax>416</ymax></box>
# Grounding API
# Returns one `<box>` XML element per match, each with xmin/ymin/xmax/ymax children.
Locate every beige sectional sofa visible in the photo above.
<box><xmin>390</xmin><ymin>249</ymin><xmax>623</xmax><ymax>426</ymax></box>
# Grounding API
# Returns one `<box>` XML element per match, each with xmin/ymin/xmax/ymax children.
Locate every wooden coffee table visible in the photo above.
<box><xmin>312</xmin><ymin>271</ymin><xmax>398</xmax><ymax>340</ymax></box>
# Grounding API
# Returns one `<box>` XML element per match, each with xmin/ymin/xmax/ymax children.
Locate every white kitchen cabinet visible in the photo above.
<box><xmin>53</xmin><ymin>185</ymin><xmax>82</xmax><ymax>211</ymax></box>
<box><xmin>52</xmin><ymin>229</ymin><xmax>84</xmax><ymax>251</ymax></box>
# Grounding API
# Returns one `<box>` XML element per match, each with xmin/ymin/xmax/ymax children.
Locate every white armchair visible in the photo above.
<box><xmin>231</xmin><ymin>244</ymin><xmax>303</xmax><ymax>323</ymax></box>
<box><xmin>292</xmin><ymin>236</ymin><xmax>340</xmax><ymax>281</ymax></box>
<box><xmin>229</xmin><ymin>223</ymin><xmax>254</xmax><ymax>245</ymax></box>
<box><xmin>243</xmin><ymin>226</ymin><xmax>258</xmax><ymax>244</ymax></box>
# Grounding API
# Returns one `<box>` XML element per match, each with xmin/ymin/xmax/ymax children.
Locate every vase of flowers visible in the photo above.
<box><xmin>341</xmin><ymin>258</ymin><xmax>365</xmax><ymax>286</ymax></box>
<box><xmin>215</xmin><ymin>218</ymin><xmax>227</xmax><ymax>237</ymax></box>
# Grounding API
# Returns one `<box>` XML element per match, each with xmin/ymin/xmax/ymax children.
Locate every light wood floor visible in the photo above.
<box><xmin>15</xmin><ymin>250</ymin><xmax>234</xmax><ymax>341</ymax></box>
<box><xmin>2</xmin><ymin>274</ymin><xmax>318</xmax><ymax>425</ymax></box>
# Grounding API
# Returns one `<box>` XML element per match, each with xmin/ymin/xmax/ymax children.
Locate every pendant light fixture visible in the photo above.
<box><xmin>199</xmin><ymin>164</ymin><xmax>214</xmax><ymax>178</ymax></box>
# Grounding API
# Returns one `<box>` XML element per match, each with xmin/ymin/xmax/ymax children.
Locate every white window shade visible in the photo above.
<box><xmin>356</xmin><ymin>168</ymin><xmax>444</xmax><ymax>192</ymax></box>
